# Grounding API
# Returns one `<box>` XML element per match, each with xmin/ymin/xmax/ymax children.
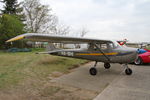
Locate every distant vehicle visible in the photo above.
<box><xmin>7</xmin><ymin>48</ymin><xmax>31</xmax><ymax>52</ymax></box>
<box><xmin>135</xmin><ymin>49</ymin><xmax>150</xmax><ymax>65</ymax></box>
<box><xmin>6</xmin><ymin>33</ymin><xmax>138</xmax><ymax>75</ymax></box>
<box><xmin>117</xmin><ymin>40</ymin><xmax>150</xmax><ymax>65</ymax></box>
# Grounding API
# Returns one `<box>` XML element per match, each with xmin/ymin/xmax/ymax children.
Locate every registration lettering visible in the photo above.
<box><xmin>61</xmin><ymin>52</ymin><xmax>74</xmax><ymax>56</ymax></box>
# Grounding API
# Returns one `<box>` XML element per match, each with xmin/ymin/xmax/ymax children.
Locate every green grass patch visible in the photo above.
<box><xmin>146</xmin><ymin>47</ymin><xmax>150</xmax><ymax>50</ymax></box>
<box><xmin>0</xmin><ymin>52</ymin><xmax>87</xmax><ymax>89</ymax></box>
<box><xmin>31</xmin><ymin>48</ymin><xmax>45</xmax><ymax>52</ymax></box>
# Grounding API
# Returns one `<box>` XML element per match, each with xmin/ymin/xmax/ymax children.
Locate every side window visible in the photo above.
<box><xmin>94</xmin><ymin>43</ymin><xmax>108</xmax><ymax>50</ymax></box>
<box><xmin>88</xmin><ymin>42</ymin><xmax>114</xmax><ymax>51</ymax></box>
<box><xmin>101</xmin><ymin>44</ymin><xmax>107</xmax><ymax>49</ymax></box>
<box><xmin>108</xmin><ymin>43</ymin><xmax>114</xmax><ymax>49</ymax></box>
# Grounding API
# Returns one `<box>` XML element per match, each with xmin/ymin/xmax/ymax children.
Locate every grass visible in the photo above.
<box><xmin>147</xmin><ymin>47</ymin><xmax>150</xmax><ymax>50</ymax></box>
<box><xmin>0</xmin><ymin>51</ymin><xmax>87</xmax><ymax>89</ymax></box>
<box><xmin>40</xmin><ymin>86</ymin><xmax>62</xmax><ymax>97</ymax></box>
<box><xmin>31</xmin><ymin>48</ymin><xmax>45</xmax><ymax>52</ymax></box>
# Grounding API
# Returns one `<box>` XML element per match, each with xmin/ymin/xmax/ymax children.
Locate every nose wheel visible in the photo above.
<box><xmin>123</xmin><ymin>64</ymin><xmax>133</xmax><ymax>75</ymax></box>
<box><xmin>125</xmin><ymin>68</ymin><xmax>132</xmax><ymax>75</ymax></box>
<box><xmin>89</xmin><ymin>61</ymin><xmax>98</xmax><ymax>76</ymax></box>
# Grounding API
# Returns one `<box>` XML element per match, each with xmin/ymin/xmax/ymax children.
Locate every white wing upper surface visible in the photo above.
<box><xmin>6</xmin><ymin>33</ymin><xmax>112</xmax><ymax>44</ymax></box>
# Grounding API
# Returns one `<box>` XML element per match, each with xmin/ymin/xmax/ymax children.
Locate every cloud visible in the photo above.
<box><xmin>40</xmin><ymin>0</ymin><xmax>150</xmax><ymax>42</ymax></box>
<box><xmin>1</xmin><ymin>0</ymin><xmax>150</xmax><ymax>42</ymax></box>
<box><xmin>0</xmin><ymin>2</ymin><xmax>3</xmax><ymax>11</ymax></box>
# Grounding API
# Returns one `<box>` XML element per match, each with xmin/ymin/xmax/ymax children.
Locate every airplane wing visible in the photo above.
<box><xmin>6</xmin><ymin>33</ymin><xmax>112</xmax><ymax>44</ymax></box>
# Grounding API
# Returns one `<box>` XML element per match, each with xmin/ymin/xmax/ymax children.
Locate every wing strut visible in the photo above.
<box><xmin>93</xmin><ymin>43</ymin><xmax>110</xmax><ymax>62</ymax></box>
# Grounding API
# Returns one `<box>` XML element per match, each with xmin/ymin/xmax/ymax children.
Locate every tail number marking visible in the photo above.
<box><xmin>61</xmin><ymin>52</ymin><xmax>74</xmax><ymax>56</ymax></box>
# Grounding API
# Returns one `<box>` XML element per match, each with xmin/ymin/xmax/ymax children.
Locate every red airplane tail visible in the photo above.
<box><xmin>118</xmin><ymin>39</ymin><xmax>128</xmax><ymax>46</ymax></box>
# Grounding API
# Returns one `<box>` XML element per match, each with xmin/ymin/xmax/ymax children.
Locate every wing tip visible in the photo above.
<box><xmin>6</xmin><ymin>35</ymin><xmax>25</xmax><ymax>43</ymax></box>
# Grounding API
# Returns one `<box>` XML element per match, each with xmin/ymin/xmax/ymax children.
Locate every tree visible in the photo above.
<box><xmin>0</xmin><ymin>14</ymin><xmax>24</xmax><ymax>49</ymax></box>
<box><xmin>74</xmin><ymin>27</ymin><xmax>89</xmax><ymax>48</ymax></box>
<box><xmin>1</xmin><ymin>0</ymin><xmax>18</xmax><ymax>14</ymax></box>
<box><xmin>1</xmin><ymin>0</ymin><xmax>25</xmax><ymax>21</ymax></box>
<box><xmin>22</xmin><ymin>0</ymin><xmax>70</xmax><ymax>48</ymax></box>
<box><xmin>53</xmin><ymin>24</ymin><xmax>70</xmax><ymax>36</ymax></box>
<box><xmin>53</xmin><ymin>24</ymin><xmax>70</xmax><ymax>48</ymax></box>
<box><xmin>76</xmin><ymin>27</ymin><xmax>89</xmax><ymax>37</ymax></box>
<box><xmin>22</xmin><ymin>0</ymin><xmax>58</xmax><ymax>33</ymax></box>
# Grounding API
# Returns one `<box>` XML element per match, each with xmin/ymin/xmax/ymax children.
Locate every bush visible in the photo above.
<box><xmin>0</xmin><ymin>14</ymin><xmax>25</xmax><ymax>49</ymax></box>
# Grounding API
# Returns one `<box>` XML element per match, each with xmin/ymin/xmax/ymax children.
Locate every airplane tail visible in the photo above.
<box><xmin>118</xmin><ymin>39</ymin><xmax>128</xmax><ymax>46</ymax></box>
<box><xmin>36</xmin><ymin>43</ymin><xmax>59</xmax><ymax>54</ymax></box>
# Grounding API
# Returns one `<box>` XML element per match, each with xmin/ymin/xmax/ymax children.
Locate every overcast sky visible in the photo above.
<box><xmin>0</xmin><ymin>0</ymin><xmax>150</xmax><ymax>42</ymax></box>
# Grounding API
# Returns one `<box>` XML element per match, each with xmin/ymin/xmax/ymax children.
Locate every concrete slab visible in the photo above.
<box><xmin>51</xmin><ymin>62</ymin><xmax>123</xmax><ymax>92</ymax></box>
<box><xmin>94</xmin><ymin>64</ymin><xmax>150</xmax><ymax>100</ymax></box>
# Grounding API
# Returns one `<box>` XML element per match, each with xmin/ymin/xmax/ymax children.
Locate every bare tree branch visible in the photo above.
<box><xmin>22</xmin><ymin>0</ymin><xmax>58</xmax><ymax>33</ymax></box>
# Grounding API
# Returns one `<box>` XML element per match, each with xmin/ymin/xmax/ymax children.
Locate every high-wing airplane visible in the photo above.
<box><xmin>6</xmin><ymin>33</ymin><xmax>138</xmax><ymax>76</ymax></box>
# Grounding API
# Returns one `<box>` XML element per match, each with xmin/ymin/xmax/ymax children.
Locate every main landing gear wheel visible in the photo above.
<box><xmin>104</xmin><ymin>63</ymin><xmax>111</xmax><ymax>69</ymax></box>
<box><xmin>89</xmin><ymin>61</ymin><xmax>98</xmax><ymax>76</ymax></box>
<box><xmin>125</xmin><ymin>68</ymin><xmax>132</xmax><ymax>75</ymax></box>
<box><xmin>89</xmin><ymin>67</ymin><xmax>97</xmax><ymax>76</ymax></box>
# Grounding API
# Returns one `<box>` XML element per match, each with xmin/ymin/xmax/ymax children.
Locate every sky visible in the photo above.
<box><xmin>0</xmin><ymin>0</ymin><xmax>150</xmax><ymax>42</ymax></box>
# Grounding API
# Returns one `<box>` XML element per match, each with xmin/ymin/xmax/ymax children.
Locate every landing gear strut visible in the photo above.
<box><xmin>89</xmin><ymin>61</ymin><xmax>98</xmax><ymax>76</ymax></box>
<box><xmin>123</xmin><ymin>64</ymin><xmax>132</xmax><ymax>75</ymax></box>
<box><xmin>104</xmin><ymin>63</ymin><xmax>111</xmax><ymax>69</ymax></box>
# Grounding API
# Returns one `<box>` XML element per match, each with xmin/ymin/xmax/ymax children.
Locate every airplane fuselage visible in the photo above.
<box><xmin>50</xmin><ymin>47</ymin><xmax>138</xmax><ymax>64</ymax></box>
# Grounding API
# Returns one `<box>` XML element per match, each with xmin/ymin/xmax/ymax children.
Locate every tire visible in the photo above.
<box><xmin>134</xmin><ymin>57</ymin><xmax>143</xmax><ymax>65</ymax></box>
<box><xmin>125</xmin><ymin>68</ymin><xmax>132</xmax><ymax>75</ymax></box>
<box><xmin>89</xmin><ymin>67</ymin><xmax>97</xmax><ymax>76</ymax></box>
<box><xmin>104</xmin><ymin>63</ymin><xmax>111</xmax><ymax>69</ymax></box>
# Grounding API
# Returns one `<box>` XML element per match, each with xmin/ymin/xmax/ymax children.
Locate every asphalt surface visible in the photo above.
<box><xmin>51</xmin><ymin>62</ymin><xmax>124</xmax><ymax>92</ymax></box>
<box><xmin>51</xmin><ymin>62</ymin><xmax>150</xmax><ymax>100</ymax></box>
<box><xmin>94</xmin><ymin>64</ymin><xmax>150</xmax><ymax>100</ymax></box>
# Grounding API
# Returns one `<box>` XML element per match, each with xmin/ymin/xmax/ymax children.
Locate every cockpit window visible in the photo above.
<box><xmin>88</xmin><ymin>42</ymin><xmax>118</xmax><ymax>50</ymax></box>
<box><xmin>101</xmin><ymin>44</ymin><xmax>107</xmax><ymax>49</ymax></box>
<box><xmin>108</xmin><ymin>43</ymin><xmax>114</xmax><ymax>49</ymax></box>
